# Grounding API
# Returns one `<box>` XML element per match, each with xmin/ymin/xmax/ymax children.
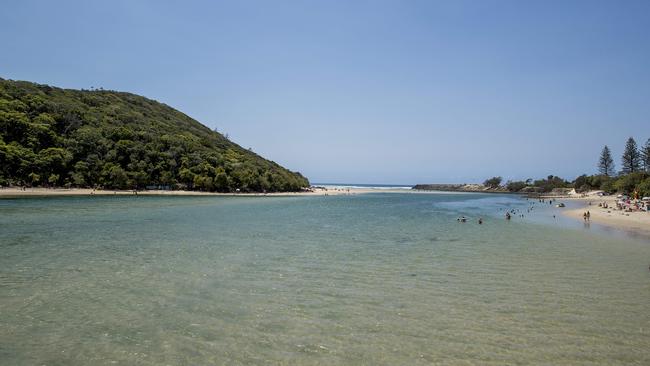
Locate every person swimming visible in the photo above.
<box><xmin>478</xmin><ymin>218</ymin><xmax>483</xmax><ymax>224</ymax></box>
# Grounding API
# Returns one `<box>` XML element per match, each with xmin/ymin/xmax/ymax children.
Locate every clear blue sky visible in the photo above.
<box><xmin>2</xmin><ymin>0</ymin><xmax>649</xmax><ymax>184</ymax></box>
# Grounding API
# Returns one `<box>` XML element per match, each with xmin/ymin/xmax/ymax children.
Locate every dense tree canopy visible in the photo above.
<box><xmin>0</xmin><ymin>78</ymin><xmax>309</xmax><ymax>191</ymax></box>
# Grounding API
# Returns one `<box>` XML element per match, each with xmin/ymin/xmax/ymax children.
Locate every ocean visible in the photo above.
<box><xmin>1</xmin><ymin>192</ymin><xmax>649</xmax><ymax>365</ymax></box>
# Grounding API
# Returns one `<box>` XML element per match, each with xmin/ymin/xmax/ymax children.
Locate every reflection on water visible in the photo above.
<box><xmin>1</xmin><ymin>193</ymin><xmax>649</xmax><ymax>365</ymax></box>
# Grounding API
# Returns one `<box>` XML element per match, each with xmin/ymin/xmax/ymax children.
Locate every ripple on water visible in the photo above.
<box><xmin>0</xmin><ymin>194</ymin><xmax>649</xmax><ymax>365</ymax></box>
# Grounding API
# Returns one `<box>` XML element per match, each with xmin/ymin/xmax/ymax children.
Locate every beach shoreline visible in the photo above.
<box><xmin>0</xmin><ymin>186</ymin><xmax>526</xmax><ymax>198</ymax></box>
<box><xmin>0</xmin><ymin>187</ymin><xmax>328</xmax><ymax>197</ymax></box>
<box><xmin>555</xmin><ymin>194</ymin><xmax>650</xmax><ymax>237</ymax></box>
<box><xmin>4</xmin><ymin>186</ymin><xmax>649</xmax><ymax>238</ymax></box>
<box><xmin>0</xmin><ymin>186</ymin><xmax>413</xmax><ymax>198</ymax></box>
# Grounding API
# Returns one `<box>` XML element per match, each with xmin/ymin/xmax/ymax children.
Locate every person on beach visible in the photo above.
<box><xmin>586</xmin><ymin>211</ymin><xmax>591</xmax><ymax>221</ymax></box>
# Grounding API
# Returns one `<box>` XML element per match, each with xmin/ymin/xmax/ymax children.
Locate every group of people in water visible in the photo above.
<box><xmin>582</xmin><ymin>210</ymin><xmax>591</xmax><ymax>222</ymax></box>
<box><xmin>458</xmin><ymin>197</ymin><xmax>564</xmax><ymax>224</ymax></box>
<box><xmin>456</xmin><ymin>216</ymin><xmax>483</xmax><ymax>224</ymax></box>
<box><xmin>501</xmin><ymin>205</ymin><xmax>531</xmax><ymax>220</ymax></box>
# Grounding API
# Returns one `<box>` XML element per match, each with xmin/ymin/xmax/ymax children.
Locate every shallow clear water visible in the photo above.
<box><xmin>1</xmin><ymin>193</ymin><xmax>649</xmax><ymax>365</ymax></box>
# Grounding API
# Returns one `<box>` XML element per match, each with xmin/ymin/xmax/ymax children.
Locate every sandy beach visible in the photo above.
<box><xmin>557</xmin><ymin>193</ymin><xmax>650</xmax><ymax>237</ymax></box>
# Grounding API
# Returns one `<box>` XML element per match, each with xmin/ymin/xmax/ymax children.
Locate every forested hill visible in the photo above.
<box><xmin>0</xmin><ymin>78</ymin><xmax>309</xmax><ymax>192</ymax></box>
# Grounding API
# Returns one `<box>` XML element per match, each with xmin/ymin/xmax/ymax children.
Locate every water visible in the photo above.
<box><xmin>313</xmin><ymin>182</ymin><xmax>413</xmax><ymax>190</ymax></box>
<box><xmin>1</xmin><ymin>193</ymin><xmax>649</xmax><ymax>365</ymax></box>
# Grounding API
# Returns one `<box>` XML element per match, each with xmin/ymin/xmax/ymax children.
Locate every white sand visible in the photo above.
<box><xmin>558</xmin><ymin>192</ymin><xmax>650</xmax><ymax>237</ymax></box>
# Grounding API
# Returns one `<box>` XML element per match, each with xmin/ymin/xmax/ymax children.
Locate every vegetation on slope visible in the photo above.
<box><xmin>0</xmin><ymin>78</ymin><xmax>309</xmax><ymax>192</ymax></box>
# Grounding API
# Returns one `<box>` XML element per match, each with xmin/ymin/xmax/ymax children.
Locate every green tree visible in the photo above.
<box><xmin>505</xmin><ymin>180</ymin><xmax>527</xmax><ymax>192</ymax></box>
<box><xmin>28</xmin><ymin>172</ymin><xmax>40</xmax><ymax>186</ymax></box>
<box><xmin>641</xmin><ymin>138</ymin><xmax>650</xmax><ymax>173</ymax></box>
<box><xmin>598</xmin><ymin>145</ymin><xmax>614</xmax><ymax>176</ymax></box>
<box><xmin>36</xmin><ymin>147</ymin><xmax>72</xmax><ymax>178</ymax></box>
<box><xmin>71</xmin><ymin>171</ymin><xmax>86</xmax><ymax>186</ymax></box>
<box><xmin>101</xmin><ymin>163</ymin><xmax>128</xmax><ymax>189</ymax></box>
<box><xmin>483</xmin><ymin>176</ymin><xmax>502</xmax><ymax>189</ymax></box>
<box><xmin>636</xmin><ymin>177</ymin><xmax>650</xmax><ymax>197</ymax></box>
<box><xmin>71</xmin><ymin>161</ymin><xmax>90</xmax><ymax>186</ymax></box>
<box><xmin>178</xmin><ymin>168</ymin><xmax>195</xmax><ymax>188</ymax></box>
<box><xmin>573</xmin><ymin>175</ymin><xmax>591</xmax><ymax>192</ymax></box>
<box><xmin>214</xmin><ymin>167</ymin><xmax>230</xmax><ymax>191</ymax></box>
<box><xmin>621</xmin><ymin>137</ymin><xmax>641</xmax><ymax>174</ymax></box>
<box><xmin>128</xmin><ymin>170</ymin><xmax>148</xmax><ymax>189</ymax></box>
<box><xmin>48</xmin><ymin>173</ymin><xmax>60</xmax><ymax>186</ymax></box>
<box><xmin>159</xmin><ymin>170</ymin><xmax>174</xmax><ymax>186</ymax></box>
<box><xmin>533</xmin><ymin>175</ymin><xmax>568</xmax><ymax>193</ymax></box>
<box><xmin>613</xmin><ymin>172</ymin><xmax>646</xmax><ymax>194</ymax></box>
<box><xmin>193</xmin><ymin>175</ymin><xmax>214</xmax><ymax>191</ymax></box>
<box><xmin>601</xmin><ymin>178</ymin><xmax>616</xmax><ymax>193</ymax></box>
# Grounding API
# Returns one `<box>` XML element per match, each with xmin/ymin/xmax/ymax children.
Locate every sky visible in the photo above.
<box><xmin>2</xmin><ymin>0</ymin><xmax>650</xmax><ymax>184</ymax></box>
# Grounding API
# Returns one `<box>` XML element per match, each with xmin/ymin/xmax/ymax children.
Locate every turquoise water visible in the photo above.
<box><xmin>1</xmin><ymin>193</ymin><xmax>649</xmax><ymax>365</ymax></box>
